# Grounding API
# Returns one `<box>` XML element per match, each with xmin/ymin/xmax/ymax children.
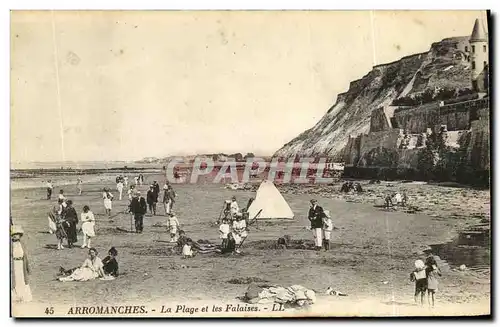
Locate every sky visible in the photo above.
<box><xmin>10</xmin><ymin>10</ymin><xmax>486</xmax><ymax>162</ymax></box>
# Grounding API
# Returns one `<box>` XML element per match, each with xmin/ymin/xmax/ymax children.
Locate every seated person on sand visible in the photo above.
<box><xmin>173</xmin><ymin>230</ymin><xmax>217</xmax><ymax>255</ymax></box>
<box><xmin>354</xmin><ymin>182</ymin><xmax>363</xmax><ymax>193</ymax></box>
<box><xmin>394</xmin><ymin>192</ymin><xmax>403</xmax><ymax>206</ymax></box>
<box><xmin>58</xmin><ymin>248</ymin><xmax>109</xmax><ymax>282</ymax></box>
<box><xmin>220</xmin><ymin>232</ymin><xmax>237</xmax><ymax>254</ymax></box>
<box><xmin>340</xmin><ymin>182</ymin><xmax>349</xmax><ymax>193</ymax></box>
<box><xmin>182</xmin><ymin>239</ymin><xmax>196</xmax><ymax>258</ymax></box>
<box><xmin>276</xmin><ymin>235</ymin><xmax>291</xmax><ymax>249</ymax></box>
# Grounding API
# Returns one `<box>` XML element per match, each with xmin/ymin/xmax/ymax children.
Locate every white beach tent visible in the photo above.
<box><xmin>247</xmin><ymin>180</ymin><xmax>294</xmax><ymax>220</ymax></box>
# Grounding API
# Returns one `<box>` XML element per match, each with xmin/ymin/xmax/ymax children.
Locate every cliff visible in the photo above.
<box><xmin>274</xmin><ymin>36</ymin><xmax>473</xmax><ymax>159</ymax></box>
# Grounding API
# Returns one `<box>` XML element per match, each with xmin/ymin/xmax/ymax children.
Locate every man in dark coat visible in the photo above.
<box><xmin>153</xmin><ymin>181</ymin><xmax>160</xmax><ymax>198</ymax></box>
<box><xmin>130</xmin><ymin>191</ymin><xmax>147</xmax><ymax>233</ymax></box>
<box><xmin>63</xmin><ymin>200</ymin><xmax>78</xmax><ymax>248</ymax></box>
<box><xmin>308</xmin><ymin>199</ymin><xmax>324</xmax><ymax>251</ymax></box>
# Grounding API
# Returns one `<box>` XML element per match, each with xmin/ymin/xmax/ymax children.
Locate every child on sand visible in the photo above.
<box><xmin>166</xmin><ymin>212</ymin><xmax>180</xmax><ymax>243</ymax></box>
<box><xmin>322</xmin><ymin>210</ymin><xmax>333</xmax><ymax>251</ymax></box>
<box><xmin>219</xmin><ymin>218</ymin><xmax>230</xmax><ymax>249</ymax></box>
<box><xmin>410</xmin><ymin>259</ymin><xmax>427</xmax><ymax>305</ymax></box>
<box><xmin>182</xmin><ymin>239</ymin><xmax>195</xmax><ymax>258</ymax></box>
<box><xmin>102</xmin><ymin>247</ymin><xmax>119</xmax><ymax>277</ymax></box>
<box><xmin>425</xmin><ymin>256</ymin><xmax>442</xmax><ymax>308</ymax></box>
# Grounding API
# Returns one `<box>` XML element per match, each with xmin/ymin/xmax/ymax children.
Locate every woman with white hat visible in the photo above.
<box><xmin>11</xmin><ymin>225</ymin><xmax>32</xmax><ymax>303</ymax></box>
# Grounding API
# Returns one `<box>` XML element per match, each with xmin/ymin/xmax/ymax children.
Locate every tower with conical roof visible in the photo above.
<box><xmin>469</xmin><ymin>18</ymin><xmax>489</xmax><ymax>93</ymax></box>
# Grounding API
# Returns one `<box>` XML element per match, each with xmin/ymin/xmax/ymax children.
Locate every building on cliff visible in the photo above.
<box><xmin>341</xmin><ymin>18</ymin><xmax>490</xmax><ymax>184</ymax></box>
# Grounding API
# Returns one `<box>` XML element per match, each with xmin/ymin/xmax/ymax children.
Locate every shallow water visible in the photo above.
<box><xmin>428</xmin><ymin>227</ymin><xmax>490</xmax><ymax>269</ymax></box>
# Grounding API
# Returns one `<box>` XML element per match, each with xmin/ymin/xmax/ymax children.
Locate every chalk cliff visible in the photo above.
<box><xmin>274</xmin><ymin>37</ymin><xmax>473</xmax><ymax>159</ymax></box>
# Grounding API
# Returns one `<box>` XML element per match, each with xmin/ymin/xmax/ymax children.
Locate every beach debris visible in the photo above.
<box><xmin>245</xmin><ymin>284</ymin><xmax>316</xmax><ymax>306</ymax></box>
<box><xmin>326</xmin><ymin>287</ymin><xmax>348</xmax><ymax>296</ymax></box>
<box><xmin>459</xmin><ymin>264</ymin><xmax>467</xmax><ymax>271</ymax></box>
<box><xmin>227</xmin><ymin>277</ymin><xmax>269</xmax><ymax>284</ymax></box>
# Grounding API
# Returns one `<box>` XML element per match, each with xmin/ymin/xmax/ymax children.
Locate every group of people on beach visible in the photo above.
<box><xmin>411</xmin><ymin>256</ymin><xmax>442</xmax><ymax>307</ymax></box>
<box><xmin>307</xmin><ymin>199</ymin><xmax>334</xmax><ymax>251</ymax></box>
<box><xmin>47</xmin><ymin>190</ymin><xmax>96</xmax><ymax>250</ymax></box>
<box><xmin>340</xmin><ymin>181</ymin><xmax>363</xmax><ymax>194</ymax></box>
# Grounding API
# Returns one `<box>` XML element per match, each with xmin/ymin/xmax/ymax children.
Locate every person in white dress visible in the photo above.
<box><xmin>11</xmin><ymin>225</ymin><xmax>32</xmax><ymax>302</ymax></box>
<box><xmin>59</xmin><ymin>248</ymin><xmax>105</xmax><ymax>282</ymax></box>
<box><xmin>116</xmin><ymin>180</ymin><xmax>124</xmax><ymax>201</ymax></box>
<box><xmin>166</xmin><ymin>212</ymin><xmax>180</xmax><ymax>243</ymax></box>
<box><xmin>102</xmin><ymin>188</ymin><xmax>114</xmax><ymax>217</ymax></box>
<box><xmin>80</xmin><ymin>205</ymin><xmax>95</xmax><ymax>249</ymax></box>
<box><xmin>322</xmin><ymin>210</ymin><xmax>333</xmax><ymax>251</ymax></box>
<box><xmin>232</xmin><ymin>215</ymin><xmax>248</xmax><ymax>253</ymax></box>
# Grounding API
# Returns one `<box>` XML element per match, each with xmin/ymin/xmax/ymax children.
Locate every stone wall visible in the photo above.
<box><xmin>393</xmin><ymin>97</ymin><xmax>489</xmax><ymax>134</ymax></box>
<box><xmin>369</xmin><ymin>107</ymin><xmax>394</xmax><ymax>132</ymax></box>
<box><xmin>393</xmin><ymin>103</ymin><xmax>440</xmax><ymax>134</ymax></box>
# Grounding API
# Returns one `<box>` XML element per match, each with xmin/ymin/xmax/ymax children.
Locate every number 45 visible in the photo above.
<box><xmin>45</xmin><ymin>307</ymin><xmax>54</xmax><ymax>315</ymax></box>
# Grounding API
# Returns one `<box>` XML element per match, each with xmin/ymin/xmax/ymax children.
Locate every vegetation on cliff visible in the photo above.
<box><xmin>274</xmin><ymin>36</ymin><xmax>472</xmax><ymax>159</ymax></box>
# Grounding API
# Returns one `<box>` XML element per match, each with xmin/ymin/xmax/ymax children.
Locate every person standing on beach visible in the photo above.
<box><xmin>163</xmin><ymin>183</ymin><xmax>176</xmax><ymax>215</ymax></box>
<box><xmin>130</xmin><ymin>191</ymin><xmax>147</xmax><ymax>233</ymax></box>
<box><xmin>308</xmin><ymin>199</ymin><xmax>325</xmax><ymax>251</ymax></box>
<box><xmin>102</xmin><ymin>188</ymin><xmax>114</xmax><ymax>218</ymax></box>
<box><xmin>80</xmin><ymin>205</ymin><xmax>95</xmax><ymax>249</ymax></box>
<box><xmin>123</xmin><ymin>176</ymin><xmax>129</xmax><ymax>188</ymax></box>
<box><xmin>11</xmin><ymin>225</ymin><xmax>32</xmax><ymax>303</ymax></box>
<box><xmin>116</xmin><ymin>179</ymin><xmax>124</xmax><ymax>201</ymax></box>
<box><xmin>146</xmin><ymin>185</ymin><xmax>157</xmax><ymax>216</ymax></box>
<box><xmin>51</xmin><ymin>199</ymin><xmax>67</xmax><ymax>250</ymax></box>
<box><xmin>46</xmin><ymin>180</ymin><xmax>53</xmax><ymax>200</ymax></box>
<box><xmin>64</xmin><ymin>200</ymin><xmax>78</xmax><ymax>248</ymax></box>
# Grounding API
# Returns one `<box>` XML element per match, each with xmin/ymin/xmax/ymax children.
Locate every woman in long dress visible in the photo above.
<box><xmin>59</xmin><ymin>248</ymin><xmax>105</xmax><ymax>282</ymax></box>
<box><xmin>49</xmin><ymin>199</ymin><xmax>67</xmax><ymax>250</ymax></box>
<box><xmin>80</xmin><ymin>205</ymin><xmax>95</xmax><ymax>249</ymax></box>
<box><xmin>64</xmin><ymin>200</ymin><xmax>79</xmax><ymax>248</ymax></box>
<box><xmin>11</xmin><ymin>225</ymin><xmax>32</xmax><ymax>302</ymax></box>
<box><xmin>102</xmin><ymin>188</ymin><xmax>114</xmax><ymax>217</ymax></box>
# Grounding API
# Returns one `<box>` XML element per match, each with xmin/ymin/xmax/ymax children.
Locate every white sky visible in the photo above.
<box><xmin>10</xmin><ymin>10</ymin><xmax>485</xmax><ymax>162</ymax></box>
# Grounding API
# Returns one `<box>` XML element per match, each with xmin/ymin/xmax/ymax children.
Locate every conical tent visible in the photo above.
<box><xmin>247</xmin><ymin>181</ymin><xmax>294</xmax><ymax>220</ymax></box>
